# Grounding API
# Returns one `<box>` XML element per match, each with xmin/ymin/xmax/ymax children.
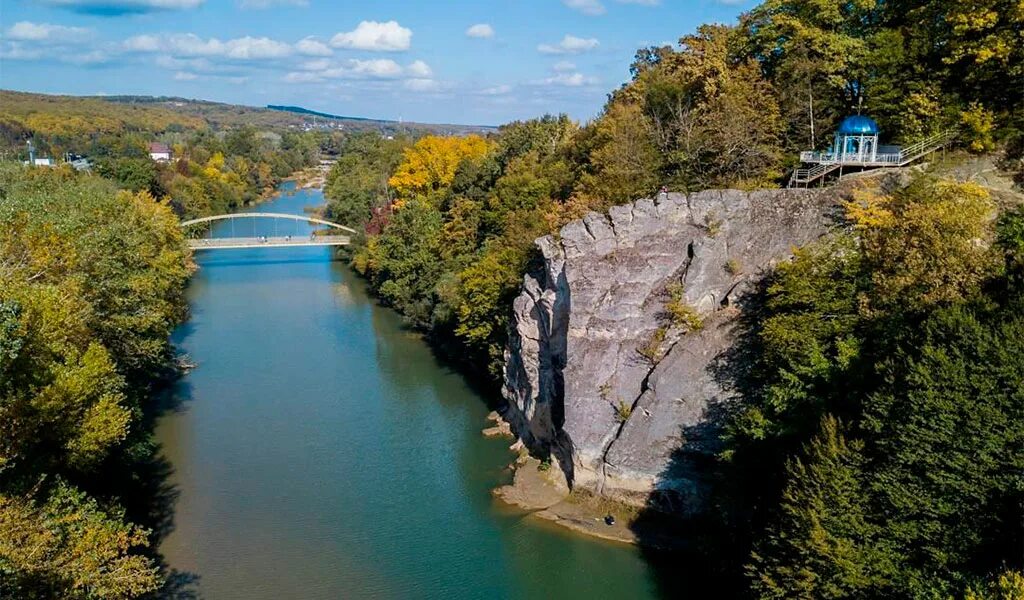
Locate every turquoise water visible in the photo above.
<box><xmin>155</xmin><ymin>183</ymin><xmax>668</xmax><ymax>598</ymax></box>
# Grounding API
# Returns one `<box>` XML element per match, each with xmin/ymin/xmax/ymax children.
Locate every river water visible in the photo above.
<box><xmin>155</xmin><ymin>183</ymin><xmax>668</xmax><ymax>599</ymax></box>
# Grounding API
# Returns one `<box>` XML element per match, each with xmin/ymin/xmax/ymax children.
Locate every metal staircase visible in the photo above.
<box><xmin>788</xmin><ymin>129</ymin><xmax>957</xmax><ymax>188</ymax></box>
<box><xmin>788</xmin><ymin>161</ymin><xmax>841</xmax><ymax>187</ymax></box>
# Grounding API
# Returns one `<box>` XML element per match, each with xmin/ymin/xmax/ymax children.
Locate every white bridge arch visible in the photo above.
<box><xmin>180</xmin><ymin>212</ymin><xmax>355</xmax><ymax>250</ymax></box>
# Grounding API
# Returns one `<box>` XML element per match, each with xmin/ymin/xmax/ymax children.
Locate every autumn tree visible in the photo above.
<box><xmin>388</xmin><ymin>135</ymin><xmax>494</xmax><ymax>199</ymax></box>
<box><xmin>0</xmin><ymin>164</ymin><xmax>193</xmax><ymax>597</ymax></box>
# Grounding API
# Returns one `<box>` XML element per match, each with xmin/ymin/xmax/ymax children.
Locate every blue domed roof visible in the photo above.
<box><xmin>836</xmin><ymin>115</ymin><xmax>880</xmax><ymax>135</ymax></box>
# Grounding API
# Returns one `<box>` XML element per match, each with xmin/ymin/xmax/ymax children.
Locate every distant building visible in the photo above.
<box><xmin>25</xmin><ymin>157</ymin><xmax>54</xmax><ymax>167</ymax></box>
<box><xmin>149</xmin><ymin>142</ymin><xmax>172</xmax><ymax>162</ymax></box>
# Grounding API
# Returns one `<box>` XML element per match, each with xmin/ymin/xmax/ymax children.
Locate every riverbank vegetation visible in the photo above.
<box><xmin>0</xmin><ymin>164</ymin><xmax>193</xmax><ymax>597</ymax></box>
<box><xmin>95</xmin><ymin>126</ymin><xmax>320</xmax><ymax>219</ymax></box>
<box><xmin>1</xmin><ymin>91</ymin><xmax>326</xmax><ymax>221</ymax></box>
<box><xmin>322</xmin><ymin>0</ymin><xmax>1024</xmax><ymax>596</ymax></box>
<box><xmin>725</xmin><ymin>176</ymin><xmax>1024</xmax><ymax>598</ymax></box>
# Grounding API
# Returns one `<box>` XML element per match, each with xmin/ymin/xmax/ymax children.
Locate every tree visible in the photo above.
<box><xmin>860</xmin><ymin>301</ymin><xmax>1024</xmax><ymax>595</ymax></box>
<box><xmin>750</xmin><ymin>416</ymin><xmax>889</xmax><ymax>599</ymax></box>
<box><xmin>576</xmin><ymin>101</ymin><xmax>661</xmax><ymax>206</ymax></box>
<box><xmin>740</xmin><ymin>0</ymin><xmax>876</xmax><ymax>145</ymax></box>
<box><xmin>603</xmin><ymin>24</ymin><xmax>785</xmax><ymax>192</ymax></box>
<box><xmin>0</xmin><ymin>483</ymin><xmax>160</xmax><ymax>600</ymax></box>
<box><xmin>845</xmin><ymin>176</ymin><xmax>998</xmax><ymax>314</ymax></box>
<box><xmin>0</xmin><ymin>163</ymin><xmax>192</xmax><ymax>598</ymax></box>
<box><xmin>324</xmin><ymin>132</ymin><xmax>407</xmax><ymax>229</ymax></box>
<box><xmin>388</xmin><ymin>135</ymin><xmax>494</xmax><ymax>199</ymax></box>
<box><xmin>366</xmin><ymin>198</ymin><xmax>445</xmax><ymax>326</ymax></box>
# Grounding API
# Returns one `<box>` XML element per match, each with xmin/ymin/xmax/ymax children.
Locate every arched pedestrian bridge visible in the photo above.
<box><xmin>180</xmin><ymin>212</ymin><xmax>355</xmax><ymax>250</ymax></box>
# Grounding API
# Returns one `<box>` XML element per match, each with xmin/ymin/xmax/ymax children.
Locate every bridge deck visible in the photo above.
<box><xmin>188</xmin><ymin>235</ymin><xmax>350</xmax><ymax>250</ymax></box>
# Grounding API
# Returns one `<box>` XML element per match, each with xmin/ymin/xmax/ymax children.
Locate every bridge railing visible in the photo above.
<box><xmin>179</xmin><ymin>212</ymin><xmax>357</xmax><ymax>250</ymax></box>
<box><xmin>187</xmin><ymin>235</ymin><xmax>350</xmax><ymax>250</ymax></box>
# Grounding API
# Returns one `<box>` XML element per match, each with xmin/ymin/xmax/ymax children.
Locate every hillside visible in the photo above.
<box><xmin>0</xmin><ymin>90</ymin><xmax>496</xmax><ymax>145</ymax></box>
<box><xmin>101</xmin><ymin>94</ymin><xmax>496</xmax><ymax>135</ymax></box>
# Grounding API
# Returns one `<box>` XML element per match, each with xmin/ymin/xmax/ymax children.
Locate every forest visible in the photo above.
<box><xmin>0</xmin><ymin>165</ymin><xmax>193</xmax><ymax>597</ymax></box>
<box><xmin>0</xmin><ymin>96</ymin><xmax>324</xmax><ymax>597</ymax></box>
<box><xmin>321</xmin><ymin>0</ymin><xmax>1024</xmax><ymax>597</ymax></box>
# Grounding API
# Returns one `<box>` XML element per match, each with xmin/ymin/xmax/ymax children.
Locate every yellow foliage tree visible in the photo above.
<box><xmin>844</xmin><ymin>177</ymin><xmax>997</xmax><ymax>312</ymax></box>
<box><xmin>388</xmin><ymin>135</ymin><xmax>494</xmax><ymax>198</ymax></box>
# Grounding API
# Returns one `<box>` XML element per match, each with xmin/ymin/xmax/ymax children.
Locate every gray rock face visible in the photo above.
<box><xmin>501</xmin><ymin>189</ymin><xmax>836</xmax><ymax>514</ymax></box>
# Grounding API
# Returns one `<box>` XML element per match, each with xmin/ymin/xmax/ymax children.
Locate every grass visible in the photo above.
<box><xmin>724</xmin><ymin>258</ymin><xmax>743</xmax><ymax>276</ymax></box>
<box><xmin>565</xmin><ymin>488</ymin><xmax>642</xmax><ymax>522</ymax></box>
<box><xmin>636</xmin><ymin>326</ymin><xmax>667</xmax><ymax>364</ymax></box>
<box><xmin>704</xmin><ymin>212</ymin><xmax>723</xmax><ymax>237</ymax></box>
<box><xmin>665</xmin><ymin>283</ymin><xmax>705</xmax><ymax>332</ymax></box>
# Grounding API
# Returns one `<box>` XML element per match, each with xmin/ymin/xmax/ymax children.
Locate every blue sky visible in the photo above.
<box><xmin>0</xmin><ymin>0</ymin><xmax>752</xmax><ymax>125</ymax></box>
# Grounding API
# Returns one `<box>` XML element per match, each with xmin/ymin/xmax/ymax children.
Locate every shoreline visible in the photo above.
<box><xmin>485</xmin><ymin>413</ymin><xmax>689</xmax><ymax>551</ymax></box>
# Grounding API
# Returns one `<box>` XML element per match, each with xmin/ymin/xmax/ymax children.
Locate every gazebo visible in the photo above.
<box><xmin>800</xmin><ymin>115</ymin><xmax>887</xmax><ymax>165</ymax></box>
<box><xmin>790</xmin><ymin>114</ymin><xmax>955</xmax><ymax>187</ymax></box>
<box><xmin>830</xmin><ymin>115</ymin><xmax>880</xmax><ymax>163</ymax></box>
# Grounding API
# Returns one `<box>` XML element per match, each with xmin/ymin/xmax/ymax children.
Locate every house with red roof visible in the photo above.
<box><xmin>148</xmin><ymin>142</ymin><xmax>172</xmax><ymax>163</ymax></box>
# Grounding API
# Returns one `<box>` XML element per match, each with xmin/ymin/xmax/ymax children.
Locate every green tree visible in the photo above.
<box><xmin>750</xmin><ymin>416</ymin><xmax>889</xmax><ymax>599</ymax></box>
<box><xmin>367</xmin><ymin>198</ymin><xmax>445</xmax><ymax>326</ymax></box>
<box><xmin>0</xmin><ymin>482</ymin><xmax>160</xmax><ymax>600</ymax></box>
<box><xmin>861</xmin><ymin>301</ymin><xmax>1024</xmax><ymax>596</ymax></box>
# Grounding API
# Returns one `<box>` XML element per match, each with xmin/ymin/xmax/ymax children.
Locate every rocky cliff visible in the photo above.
<box><xmin>501</xmin><ymin>188</ymin><xmax>837</xmax><ymax>515</ymax></box>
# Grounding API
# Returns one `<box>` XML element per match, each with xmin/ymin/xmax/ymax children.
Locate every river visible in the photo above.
<box><xmin>155</xmin><ymin>183</ymin><xmax>670</xmax><ymax>599</ymax></box>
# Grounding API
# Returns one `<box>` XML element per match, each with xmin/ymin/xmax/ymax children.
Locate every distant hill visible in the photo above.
<box><xmin>0</xmin><ymin>90</ymin><xmax>496</xmax><ymax>139</ymax></box>
<box><xmin>95</xmin><ymin>95</ymin><xmax>495</xmax><ymax>135</ymax></box>
<box><xmin>266</xmin><ymin>105</ymin><xmax>377</xmax><ymax>123</ymax></box>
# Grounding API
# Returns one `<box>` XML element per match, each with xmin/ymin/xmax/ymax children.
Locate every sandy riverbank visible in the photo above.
<box><xmin>485</xmin><ymin>412</ymin><xmax>689</xmax><ymax>550</ymax></box>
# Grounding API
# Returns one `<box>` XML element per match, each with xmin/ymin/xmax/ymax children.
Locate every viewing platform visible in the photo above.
<box><xmin>789</xmin><ymin>115</ymin><xmax>955</xmax><ymax>187</ymax></box>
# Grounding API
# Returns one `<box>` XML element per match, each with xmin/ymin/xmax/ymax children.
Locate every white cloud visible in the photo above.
<box><xmin>537</xmin><ymin>35</ymin><xmax>599</xmax><ymax>55</ymax></box>
<box><xmin>173</xmin><ymin>70</ymin><xmax>198</xmax><ymax>80</ymax></box>
<box><xmin>406</xmin><ymin>59</ymin><xmax>432</xmax><ymax>78</ymax></box>
<box><xmin>124</xmin><ymin>33</ymin><xmax>292</xmax><ymax>59</ymax></box>
<box><xmin>477</xmin><ymin>84</ymin><xmax>511</xmax><ymax>95</ymax></box>
<box><xmin>465</xmin><ymin>23</ymin><xmax>494</xmax><ymax>39</ymax></box>
<box><xmin>5</xmin><ymin>21</ymin><xmax>92</xmax><ymax>43</ymax></box>
<box><xmin>330</xmin><ymin>20</ymin><xmax>411</xmax><ymax>52</ymax></box>
<box><xmin>0</xmin><ymin>43</ymin><xmax>44</xmax><ymax>61</ymax></box>
<box><xmin>295</xmin><ymin>37</ymin><xmax>332</xmax><ymax>56</ymax></box>
<box><xmin>284</xmin><ymin>71</ymin><xmax>323</xmax><ymax>83</ymax></box>
<box><xmin>239</xmin><ymin>0</ymin><xmax>307</xmax><ymax>7</ymax></box>
<box><xmin>284</xmin><ymin>57</ymin><xmax>432</xmax><ymax>86</ymax></box>
<box><xmin>536</xmin><ymin>72</ymin><xmax>599</xmax><ymax>87</ymax></box>
<box><xmin>552</xmin><ymin>60</ymin><xmax>576</xmax><ymax>72</ymax></box>
<box><xmin>563</xmin><ymin>0</ymin><xmax>605</xmax><ymax>15</ymax></box>
<box><xmin>154</xmin><ymin>55</ymin><xmax>219</xmax><ymax>72</ymax></box>
<box><xmin>124</xmin><ymin>34</ymin><xmax>161</xmax><ymax>51</ymax></box>
<box><xmin>0</xmin><ymin>39</ymin><xmax>109</xmax><ymax>64</ymax></box>
<box><xmin>65</xmin><ymin>50</ymin><xmax>109</xmax><ymax>64</ymax></box>
<box><xmin>38</xmin><ymin>0</ymin><xmax>203</xmax><ymax>14</ymax></box>
<box><xmin>345</xmin><ymin>58</ymin><xmax>403</xmax><ymax>77</ymax></box>
<box><xmin>222</xmin><ymin>36</ymin><xmax>292</xmax><ymax>59</ymax></box>
<box><xmin>404</xmin><ymin>78</ymin><xmax>439</xmax><ymax>92</ymax></box>
<box><xmin>299</xmin><ymin>58</ymin><xmax>331</xmax><ymax>71</ymax></box>
<box><xmin>617</xmin><ymin>0</ymin><xmax>659</xmax><ymax>4</ymax></box>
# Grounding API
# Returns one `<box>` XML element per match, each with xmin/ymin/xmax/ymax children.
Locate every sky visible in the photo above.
<box><xmin>0</xmin><ymin>0</ymin><xmax>753</xmax><ymax>125</ymax></box>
